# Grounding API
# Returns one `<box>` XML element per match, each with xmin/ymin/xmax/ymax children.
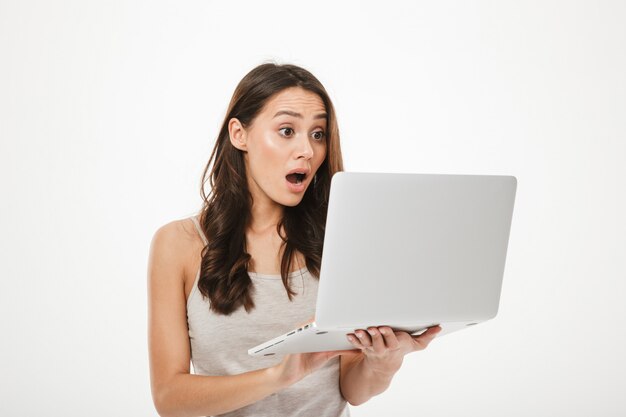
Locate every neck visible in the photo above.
<box><xmin>249</xmin><ymin>197</ymin><xmax>283</xmax><ymax>235</ymax></box>
<box><xmin>246</xmin><ymin>173</ymin><xmax>284</xmax><ymax>235</ymax></box>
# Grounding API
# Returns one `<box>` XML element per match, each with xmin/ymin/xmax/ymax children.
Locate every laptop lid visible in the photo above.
<box><xmin>313</xmin><ymin>172</ymin><xmax>517</xmax><ymax>329</ymax></box>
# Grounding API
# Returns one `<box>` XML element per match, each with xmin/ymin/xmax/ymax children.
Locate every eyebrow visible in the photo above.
<box><xmin>273</xmin><ymin>110</ymin><xmax>328</xmax><ymax>120</ymax></box>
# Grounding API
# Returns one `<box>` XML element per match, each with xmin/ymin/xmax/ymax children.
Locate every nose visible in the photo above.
<box><xmin>295</xmin><ymin>135</ymin><xmax>314</xmax><ymax>160</ymax></box>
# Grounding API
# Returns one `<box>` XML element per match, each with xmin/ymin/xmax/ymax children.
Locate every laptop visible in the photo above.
<box><xmin>248</xmin><ymin>172</ymin><xmax>517</xmax><ymax>357</ymax></box>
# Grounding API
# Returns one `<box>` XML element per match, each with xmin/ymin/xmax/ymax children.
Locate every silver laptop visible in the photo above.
<box><xmin>248</xmin><ymin>172</ymin><xmax>517</xmax><ymax>357</ymax></box>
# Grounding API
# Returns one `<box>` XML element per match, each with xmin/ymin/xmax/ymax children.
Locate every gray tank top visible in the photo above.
<box><xmin>187</xmin><ymin>216</ymin><xmax>350</xmax><ymax>417</ymax></box>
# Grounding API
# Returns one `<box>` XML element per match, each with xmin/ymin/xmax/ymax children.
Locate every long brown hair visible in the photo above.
<box><xmin>197</xmin><ymin>63</ymin><xmax>344</xmax><ymax>315</ymax></box>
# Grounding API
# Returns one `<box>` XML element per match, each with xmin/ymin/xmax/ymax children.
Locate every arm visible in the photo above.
<box><xmin>339</xmin><ymin>350</ymin><xmax>398</xmax><ymax>406</ymax></box>
<box><xmin>148</xmin><ymin>223</ymin><xmax>288</xmax><ymax>417</ymax></box>
<box><xmin>340</xmin><ymin>326</ymin><xmax>441</xmax><ymax>406</ymax></box>
<box><xmin>148</xmin><ymin>223</ymin><xmax>349</xmax><ymax>417</ymax></box>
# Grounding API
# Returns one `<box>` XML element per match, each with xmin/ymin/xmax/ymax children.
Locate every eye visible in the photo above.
<box><xmin>279</xmin><ymin>127</ymin><xmax>294</xmax><ymax>137</ymax></box>
<box><xmin>312</xmin><ymin>131</ymin><xmax>326</xmax><ymax>141</ymax></box>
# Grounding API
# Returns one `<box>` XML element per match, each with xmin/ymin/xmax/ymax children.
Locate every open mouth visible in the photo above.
<box><xmin>286</xmin><ymin>172</ymin><xmax>306</xmax><ymax>185</ymax></box>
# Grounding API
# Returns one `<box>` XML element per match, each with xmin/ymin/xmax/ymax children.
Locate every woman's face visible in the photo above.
<box><xmin>229</xmin><ymin>87</ymin><xmax>328</xmax><ymax>208</ymax></box>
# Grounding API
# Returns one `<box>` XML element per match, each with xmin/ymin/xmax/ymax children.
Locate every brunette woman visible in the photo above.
<box><xmin>147</xmin><ymin>63</ymin><xmax>440</xmax><ymax>417</ymax></box>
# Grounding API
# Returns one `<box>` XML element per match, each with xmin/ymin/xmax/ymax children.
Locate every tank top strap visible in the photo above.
<box><xmin>190</xmin><ymin>215</ymin><xmax>208</xmax><ymax>245</ymax></box>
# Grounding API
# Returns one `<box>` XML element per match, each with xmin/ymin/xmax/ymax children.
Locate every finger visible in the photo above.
<box><xmin>346</xmin><ymin>334</ymin><xmax>365</xmax><ymax>349</ymax></box>
<box><xmin>412</xmin><ymin>326</ymin><xmax>442</xmax><ymax>349</ymax></box>
<box><xmin>421</xmin><ymin>325</ymin><xmax>442</xmax><ymax>339</ymax></box>
<box><xmin>414</xmin><ymin>325</ymin><xmax>441</xmax><ymax>339</ymax></box>
<box><xmin>355</xmin><ymin>329</ymin><xmax>373</xmax><ymax>348</ymax></box>
<box><xmin>367</xmin><ymin>327</ymin><xmax>386</xmax><ymax>354</ymax></box>
<box><xmin>379</xmin><ymin>326</ymin><xmax>400</xmax><ymax>350</ymax></box>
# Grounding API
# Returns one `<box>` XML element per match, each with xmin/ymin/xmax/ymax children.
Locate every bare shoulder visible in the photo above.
<box><xmin>149</xmin><ymin>217</ymin><xmax>204</xmax><ymax>284</ymax></box>
<box><xmin>153</xmin><ymin>217</ymin><xmax>201</xmax><ymax>243</ymax></box>
<box><xmin>151</xmin><ymin>219</ymin><xmax>192</xmax><ymax>260</ymax></box>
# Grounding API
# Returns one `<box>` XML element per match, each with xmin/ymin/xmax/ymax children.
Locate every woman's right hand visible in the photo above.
<box><xmin>272</xmin><ymin>317</ymin><xmax>356</xmax><ymax>386</ymax></box>
<box><xmin>273</xmin><ymin>349</ymin><xmax>350</xmax><ymax>386</ymax></box>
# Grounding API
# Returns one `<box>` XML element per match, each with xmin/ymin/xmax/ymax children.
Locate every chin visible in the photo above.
<box><xmin>280</xmin><ymin>195</ymin><xmax>305</xmax><ymax>207</ymax></box>
<box><xmin>274</xmin><ymin>189</ymin><xmax>309</xmax><ymax>207</ymax></box>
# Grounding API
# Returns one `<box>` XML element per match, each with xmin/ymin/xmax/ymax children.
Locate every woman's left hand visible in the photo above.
<box><xmin>345</xmin><ymin>325</ymin><xmax>442</xmax><ymax>375</ymax></box>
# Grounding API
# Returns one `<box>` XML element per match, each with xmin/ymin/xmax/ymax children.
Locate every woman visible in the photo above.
<box><xmin>147</xmin><ymin>63</ymin><xmax>441</xmax><ymax>417</ymax></box>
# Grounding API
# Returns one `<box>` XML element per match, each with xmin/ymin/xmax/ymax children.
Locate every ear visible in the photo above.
<box><xmin>228</xmin><ymin>118</ymin><xmax>247</xmax><ymax>151</ymax></box>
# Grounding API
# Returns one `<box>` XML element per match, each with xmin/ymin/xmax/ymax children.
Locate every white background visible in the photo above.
<box><xmin>1</xmin><ymin>1</ymin><xmax>625</xmax><ymax>416</ymax></box>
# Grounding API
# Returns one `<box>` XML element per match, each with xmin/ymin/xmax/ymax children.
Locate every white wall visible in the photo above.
<box><xmin>1</xmin><ymin>1</ymin><xmax>624</xmax><ymax>415</ymax></box>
